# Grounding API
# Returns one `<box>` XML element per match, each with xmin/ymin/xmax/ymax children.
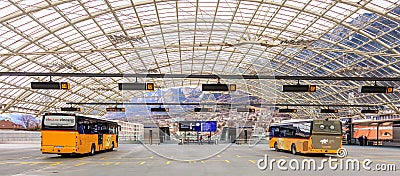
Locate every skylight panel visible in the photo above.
<box><xmin>108</xmin><ymin>0</ymin><xmax>131</xmax><ymax>7</ymax></box>
<box><xmin>369</xmin><ymin>0</ymin><xmax>394</xmax><ymax>11</ymax></box>
<box><xmin>60</xmin><ymin>6</ymin><xmax>86</xmax><ymax>21</ymax></box>
<box><xmin>76</xmin><ymin>21</ymin><xmax>99</xmax><ymax>36</ymax></box>
<box><xmin>13</xmin><ymin>77</ymin><xmax>32</xmax><ymax>87</ymax></box>
<box><xmin>91</xmin><ymin>37</ymin><xmax>111</xmax><ymax>49</ymax></box>
<box><xmin>8</xmin><ymin>37</ymin><xmax>28</xmax><ymax>50</ymax></box>
<box><xmin>0</xmin><ymin>2</ymin><xmax>19</xmax><ymax>18</ymax></box>
<box><xmin>16</xmin><ymin>61</ymin><xmax>39</xmax><ymax>72</ymax></box>
<box><xmin>286</xmin><ymin>0</ymin><xmax>307</xmax><ymax>8</ymax></box>
<box><xmin>22</xmin><ymin>22</ymin><xmax>47</xmax><ymax>38</ymax></box>
<box><xmin>1</xmin><ymin>32</ymin><xmax>20</xmax><ymax>48</ymax></box>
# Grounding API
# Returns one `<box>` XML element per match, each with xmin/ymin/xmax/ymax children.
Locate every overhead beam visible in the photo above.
<box><xmin>66</xmin><ymin>102</ymin><xmax>377</xmax><ymax>107</ymax></box>
<box><xmin>1</xmin><ymin>72</ymin><xmax>400</xmax><ymax>81</ymax></box>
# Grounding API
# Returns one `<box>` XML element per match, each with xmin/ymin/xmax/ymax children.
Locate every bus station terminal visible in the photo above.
<box><xmin>1</xmin><ymin>0</ymin><xmax>400</xmax><ymax>175</ymax></box>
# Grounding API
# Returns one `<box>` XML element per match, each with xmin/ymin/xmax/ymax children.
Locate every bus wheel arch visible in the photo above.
<box><xmin>291</xmin><ymin>144</ymin><xmax>297</xmax><ymax>155</ymax></box>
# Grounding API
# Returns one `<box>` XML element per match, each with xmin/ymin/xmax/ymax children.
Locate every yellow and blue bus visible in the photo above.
<box><xmin>41</xmin><ymin>113</ymin><xmax>119</xmax><ymax>156</ymax></box>
<box><xmin>269</xmin><ymin>119</ymin><xmax>342</xmax><ymax>155</ymax></box>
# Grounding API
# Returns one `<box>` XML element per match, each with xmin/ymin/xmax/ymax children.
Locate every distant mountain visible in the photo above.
<box><xmin>114</xmin><ymin>87</ymin><xmax>264</xmax><ymax>118</ymax></box>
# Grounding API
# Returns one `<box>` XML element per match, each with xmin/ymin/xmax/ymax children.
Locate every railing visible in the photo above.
<box><xmin>0</xmin><ymin>130</ymin><xmax>40</xmax><ymax>143</ymax></box>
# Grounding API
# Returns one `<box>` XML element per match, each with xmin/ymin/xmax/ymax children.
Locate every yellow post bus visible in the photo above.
<box><xmin>269</xmin><ymin>119</ymin><xmax>342</xmax><ymax>155</ymax></box>
<box><xmin>41</xmin><ymin>113</ymin><xmax>119</xmax><ymax>156</ymax></box>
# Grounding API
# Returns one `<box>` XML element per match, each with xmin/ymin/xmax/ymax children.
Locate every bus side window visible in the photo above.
<box><xmin>273</xmin><ymin>127</ymin><xmax>280</xmax><ymax>137</ymax></box>
<box><xmin>93</xmin><ymin>125</ymin><xmax>98</xmax><ymax>134</ymax></box>
<box><xmin>110</xmin><ymin>126</ymin><xmax>116</xmax><ymax>134</ymax></box>
<box><xmin>109</xmin><ymin>127</ymin><xmax>113</xmax><ymax>134</ymax></box>
<box><xmin>84</xmin><ymin>125</ymin><xmax>90</xmax><ymax>134</ymax></box>
<box><xmin>78</xmin><ymin>123</ymin><xmax>84</xmax><ymax>134</ymax></box>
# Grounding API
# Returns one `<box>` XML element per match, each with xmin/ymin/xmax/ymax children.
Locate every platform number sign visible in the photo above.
<box><xmin>229</xmin><ymin>84</ymin><xmax>236</xmax><ymax>91</ymax></box>
<box><xmin>387</xmin><ymin>87</ymin><xmax>393</xmax><ymax>93</ymax></box>
<box><xmin>146</xmin><ymin>83</ymin><xmax>154</xmax><ymax>91</ymax></box>
<box><xmin>60</xmin><ymin>82</ymin><xmax>70</xmax><ymax>90</ymax></box>
<box><xmin>309</xmin><ymin>85</ymin><xmax>316</xmax><ymax>92</ymax></box>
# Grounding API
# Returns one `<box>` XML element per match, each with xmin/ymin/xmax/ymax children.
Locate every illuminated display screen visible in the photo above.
<box><xmin>202</xmin><ymin>84</ymin><xmax>235</xmax><ymax>91</ymax></box>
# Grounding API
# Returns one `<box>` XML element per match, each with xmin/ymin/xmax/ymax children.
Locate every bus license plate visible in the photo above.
<box><xmin>55</xmin><ymin>146</ymin><xmax>64</xmax><ymax>149</ymax></box>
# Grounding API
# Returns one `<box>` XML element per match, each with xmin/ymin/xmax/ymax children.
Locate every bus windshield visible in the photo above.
<box><xmin>312</xmin><ymin>120</ymin><xmax>341</xmax><ymax>134</ymax></box>
<box><xmin>42</xmin><ymin>115</ymin><xmax>76</xmax><ymax>130</ymax></box>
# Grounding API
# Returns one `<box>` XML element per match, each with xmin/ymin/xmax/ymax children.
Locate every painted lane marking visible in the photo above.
<box><xmin>75</xmin><ymin>162</ymin><xmax>87</xmax><ymax>166</ymax></box>
<box><xmin>50</xmin><ymin>162</ymin><xmax>61</xmax><ymax>166</ymax></box>
<box><xmin>21</xmin><ymin>156</ymin><xmax>32</xmax><ymax>159</ymax></box>
<box><xmin>101</xmin><ymin>162</ymin><xmax>113</xmax><ymax>165</ymax></box>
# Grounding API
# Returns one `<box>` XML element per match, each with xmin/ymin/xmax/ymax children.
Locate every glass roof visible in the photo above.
<box><xmin>0</xmin><ymin>0</ymin><xmax>400</xmax><ymax>118</ymax></box>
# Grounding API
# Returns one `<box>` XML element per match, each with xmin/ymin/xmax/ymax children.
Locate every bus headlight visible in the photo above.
<box><xmin>319</xmin><ymin>125</ymin><xmax>325</xmax><ymax>129</ymax></box>
<box><xmin>329</xmin><ymin>125</ymin><xmax>335</xmax><ymax>130</ymax></box>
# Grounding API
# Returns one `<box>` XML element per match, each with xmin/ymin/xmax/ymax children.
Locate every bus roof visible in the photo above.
<box><xmin>44</xmin><ymin>112</ymin><xmax>112</xmax><ymax>122</ymax></box>
<box><xmin>270</xmin><ymin>119</ymin><xmax>313</xmax><ymax>126</ymax></box>
<box><xmin>280</xmin><ymin>119</ymin><xmax>313</xmax><ymax>123</ymax></box>
<box><xmin>271</xmin><ymin>118</ymin><xmax>339</xmax><ymax>126</ymax></box>
<box><xmin>352</xmin><ymin>118</ymin><xmax>400</xmax><ymax>125</ymax></box>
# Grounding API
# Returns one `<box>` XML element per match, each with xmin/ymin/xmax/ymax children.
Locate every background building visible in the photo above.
<box><xmin>114</xmin><ymin>120</ymin><xmax>144</xmax><ymax>143</ymax></box>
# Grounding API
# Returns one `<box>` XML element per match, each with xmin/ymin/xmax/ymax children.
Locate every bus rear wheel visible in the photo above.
<box><xmin>291</xmin><ymin>144</ymin><xmax>297</xmax><ymax>155</ymax></box>
<box><xmin>89</xmin><ymin>144</ymin><xmax>95</xmax><ymax>156</ymax></box>
<box><xmin>110</xmin><ymin>142</ymin><xmax>114</xmax><ymax>151</ymax></box>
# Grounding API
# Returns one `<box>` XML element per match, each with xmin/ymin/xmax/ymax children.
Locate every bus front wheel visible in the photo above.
<box><xmin>90</xmin><ymin>144</ymin><xmax>95</xmax><ymax>156</ymax></box>
<box><xmin>291</xmin><ymin>144</ymin><xmax>297</xmax><ymax>155</ymax></box>
<box><xmin>274</xmin><ymin>142</ymin><xmax>279</xmax><ymax>151</ymax></box>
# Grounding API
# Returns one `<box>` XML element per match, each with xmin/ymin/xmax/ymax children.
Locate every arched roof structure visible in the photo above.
<box><xmin>1</xmin><ymin>0</ymin><xmax>400</xmax><ymax>118</ymax></box>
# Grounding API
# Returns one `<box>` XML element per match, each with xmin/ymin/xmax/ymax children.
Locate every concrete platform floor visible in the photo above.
<box><xmin>0</xmin><ymin>143</ymin><xmax>399</xmax><ymax>176</ymax></box>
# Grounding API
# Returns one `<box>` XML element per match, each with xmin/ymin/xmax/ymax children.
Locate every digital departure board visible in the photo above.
<box><xmin>31</xmin><ymin>82</ymin><xmax>70</xmax><ymax>90</ymax></box>
<box><xmin>359</xmin><ymin>86</ymin><xmax>393</xmax><ymax>93</ymax></box>
<box><xmin>237</xmin><ymin>108</ymin><xmax>256</xmax><ymax>113</ymax></box>
<box><xmin>106</xmin><ymin>107</ymin><xmax>126</xmax><ymax>112</ymax></box>
<box><xmin>282</xmin><ymin>85</ymin><xmax>316</xmax><ymax>92</ymax></box>
<box><xmin>118</xmin><ymin>83</ymin><xmax>154</xmax><ymax>91</ymax></box>
<box><xmin>61</xmin><ymin>107</ymin><xmax>81</xmax><ymax>112</ymax></box>
<box><xmin>278</xmin><ymin>109</ymin><xmax>297</xmax><ymax>113</ymax></box>
<box><xmin>151</xmin><ymin>107</ymin><xmax>169</xmax><ymax>112</ymax></box>
<box><xmin>202</xmin><ymin>84</ymin><xmax>236</xmax><ymax>91</ymax></box>
<box><xmin>320</xmin><ymin>109</ymin><xmax>338</xmax><ymax>113</ymax></box>
<box><xmin>361</xmin><ymin>109</ymin><xmax>379</xmax><ymax>114</ymax></box>
<box><xmin>194</xmin><ymin>108</ymin><xmax>213</xmax><ymax>112</ymax></box>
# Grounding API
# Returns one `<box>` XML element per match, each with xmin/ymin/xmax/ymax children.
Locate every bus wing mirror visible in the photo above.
<box><xmin>118</xmin><ymin>125</ymin><xmax>121</xmax><ymax>131</ymax></box>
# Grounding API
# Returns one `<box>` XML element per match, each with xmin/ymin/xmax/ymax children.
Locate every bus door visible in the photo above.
<box><xmin>97</xmin><ymin>124</ymin><xmax>103</xmax><ymax>146</ymax></box>
<box><xmin>116</xmin><ymin>125</ymin><xmax>121</xmax><ymax>143</ymax></box>
<box><xmin>244</xmin><ymin>130</ymin><xmax>248</xmax><ymax>144</ymax></box>
<box><xmin>149</xmin><ymin>130</ymin><xmax>153</xmax><ymax>145</ymax></box>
